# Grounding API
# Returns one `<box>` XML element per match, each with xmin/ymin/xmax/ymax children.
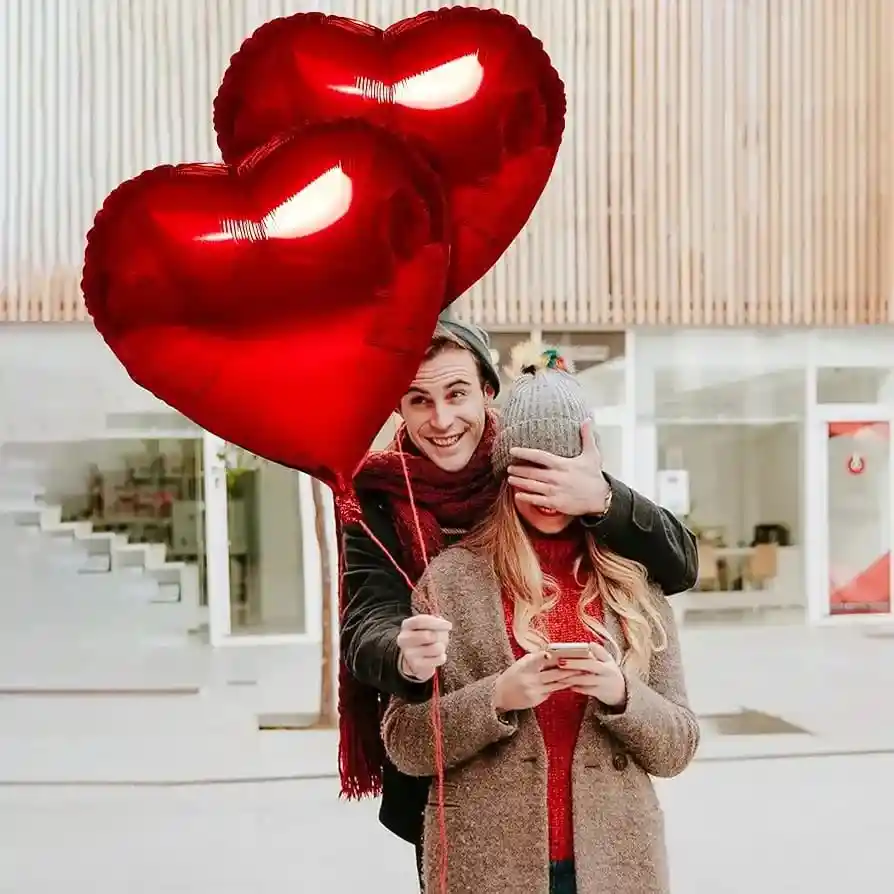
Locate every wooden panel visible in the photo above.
<box><xmin>2</xmin><ymin>1</ymin><xmax>893</xmax><ymax>326</ymax></box>
<box><xmin>0</xmin><ymin>0</ymin><xmax>331</xmax><ymax>323</ymax></box>
<box><xmin>345</xmin><ymin>0</ymin><xmax>894</xmax><ymax>327</ymax></box>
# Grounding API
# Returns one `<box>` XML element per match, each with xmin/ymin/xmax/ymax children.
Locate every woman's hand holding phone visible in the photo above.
<box><xmin>491</xmin><ymin>651</ymin><xmax>577</xmax><ymax>713</ymax></box>
<box><xmin>552</xmin><ymin>642</ymin><xmax>628</xmax><ymax>708</ymax></box>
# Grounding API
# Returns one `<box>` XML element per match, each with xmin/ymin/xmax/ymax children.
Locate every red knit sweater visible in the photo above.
<box><xmin>503</xmin><ymin>525</ymin><xmax>602</xmax><ymax>863</ymax></box>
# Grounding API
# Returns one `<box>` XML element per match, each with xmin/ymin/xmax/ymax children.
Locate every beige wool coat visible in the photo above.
<box><xmin>381</xmin><ymin>546</ymin><xmax>699</xmax><ymax>894</ymax></box>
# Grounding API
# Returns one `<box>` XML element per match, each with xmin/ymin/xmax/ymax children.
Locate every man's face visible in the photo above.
<box><xmin>398</xmin><ymin>346</ymin><xmax>489</xmax><ymax>472</ymax></box>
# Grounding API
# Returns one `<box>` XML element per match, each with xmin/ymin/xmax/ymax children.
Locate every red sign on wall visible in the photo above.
<box><xmin>847</xmin><ymin>453</ymin><xmax>866</xmax><ymax>475</ymax></box>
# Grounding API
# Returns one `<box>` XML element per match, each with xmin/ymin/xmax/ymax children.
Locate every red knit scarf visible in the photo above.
<box><xmin>334</xmin><ymin>412</ymin><xmax>500</xmax><ymax>799</ymax></box>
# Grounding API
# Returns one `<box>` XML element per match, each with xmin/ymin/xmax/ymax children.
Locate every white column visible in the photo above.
<box><xmin>803</xmin><ymin>360</ymin><xmax>825</xmax><ymax>624</ymax></box>
<box><xmin>298</xmin><ymin>473</ymin><xmax>323</xmax><ymax>642</ymax></box>
<box><xmin>202</xmin><ymin>432</ymin><xmax>232</xmax><ymax>645</ymax></box>
<box><xmin>629</xmin><ymin>331</ymin><xmax>658</xmax><ymax>500</ymax></box>
<box><xmin>621</xmin><ymin>330</ymin><xmax>638</xmax><ymax>489</ymax></box>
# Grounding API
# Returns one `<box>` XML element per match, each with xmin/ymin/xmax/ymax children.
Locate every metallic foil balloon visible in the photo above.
<box><xmin>82</xmin><ymin>119</ymin><xmax>449</xmax><ymax>492</ymax></box>
<box><xmin>214</xmin><ymin>7</ymin><xmax>566</xmax><ymax>305</ymax></box>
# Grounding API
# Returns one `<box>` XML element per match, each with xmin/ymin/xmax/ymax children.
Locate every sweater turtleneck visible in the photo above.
<box><xmin>502</xmin><ymin>521</ymin><xmax>604</xmax><ymax>862</ymax></box>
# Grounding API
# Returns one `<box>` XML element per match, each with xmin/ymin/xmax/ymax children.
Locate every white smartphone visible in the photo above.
<box><xmin>546</xmin><ymin>642</ymin><xmax>592</xmax><ymax>661</ymax></box>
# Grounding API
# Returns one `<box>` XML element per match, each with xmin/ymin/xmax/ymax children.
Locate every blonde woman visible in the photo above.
<box><xmin>381</xmin><ymin>346</ymin><xmax>699</xmax><ymax>894</ymax></box>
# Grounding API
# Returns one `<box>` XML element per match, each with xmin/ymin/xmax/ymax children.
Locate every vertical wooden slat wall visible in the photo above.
<box><xmin>1</xmin><ymin>0</ymin><xmax>892</xmax><ymax>326</ymax></box>
<box><xmin>0</xmin><ymin>0</ymin><xmax>320</xmax><ymax>323</ymax></box>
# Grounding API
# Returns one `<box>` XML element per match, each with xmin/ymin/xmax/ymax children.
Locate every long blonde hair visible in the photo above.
<box><xmin>463</xmin><ymin>483</ymin><xmax>668</xmax><ymax>676</ymax></box>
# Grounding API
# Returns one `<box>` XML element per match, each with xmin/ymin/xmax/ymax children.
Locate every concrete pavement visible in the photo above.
<box><xmin>2</xmin><ymin>623</ymin><xmax>894</xmax><ymax>784</ymax></box>
<box><xmin>1</xmin><ymin>621</ymin><xmax>892</xmax><ymax>890</ymax></box>
<box><xmin>1</xmin><ymin>754</ymin><xmax>889</xmax><ymax>892</ymax></box>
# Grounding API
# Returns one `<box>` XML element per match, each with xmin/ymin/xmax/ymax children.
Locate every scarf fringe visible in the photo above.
<box><xmin>337</xmin><ymin>699</ymin><xmax>384</xmax><ymax>799</ymax></box>
<box><xmin>334</xmin><ymin>414</ymin><xmax>501</xmax><ymax>801</ymax></box>
<box><xmin>337</xmin><ymin>660</ymin><xmax>387</xmax><ymax>799</ymax></box>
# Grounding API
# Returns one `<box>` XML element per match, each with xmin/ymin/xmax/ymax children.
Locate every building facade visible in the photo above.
<box><xmin>2</xmin><ymin>0</ymin><xmax>894</xmax><ymax>639</ymax></box>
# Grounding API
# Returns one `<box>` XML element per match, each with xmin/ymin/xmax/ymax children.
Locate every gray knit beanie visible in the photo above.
<box><xmin>492</xmin><ymin>345</ymin><xmax>591</xmax><ymax>476</ymax></box>
<box><xmin>437</xmin><ymin>313</ymin><xmax>501</xmax><ymax>396</ymax></box>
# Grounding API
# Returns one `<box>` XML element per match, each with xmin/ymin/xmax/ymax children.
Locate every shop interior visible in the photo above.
<box><xmin>18</xmin><ymin>438</ymin><xmax>308</xmax><ymax>636</ymax></box>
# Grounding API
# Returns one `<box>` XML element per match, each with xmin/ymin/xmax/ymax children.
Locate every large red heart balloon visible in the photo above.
<box><xmin>214</xmin><ymin>7</ymin><xmax>565</xmax><ymax>305</ymax></box>
<box><xmin>82</xmin><ymin>120</ymin><xmax>449</xmax><ymax>491</ymax></box>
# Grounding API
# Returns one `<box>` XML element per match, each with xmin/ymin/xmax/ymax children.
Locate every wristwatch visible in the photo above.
<box><xmin>594</xmin><ymin>480</ymin><xmax>614</xmax><ymax>518</ymax></box>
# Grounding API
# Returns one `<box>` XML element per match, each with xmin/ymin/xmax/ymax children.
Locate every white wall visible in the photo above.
<box><xmin>0</xmin><ymin>325</ymin><xmax>191</xmax><ymax>441</ymax></box>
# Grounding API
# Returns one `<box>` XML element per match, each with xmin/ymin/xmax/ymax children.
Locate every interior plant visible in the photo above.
<box><xmin>217</xmin><ymin>442</ymin><xmax>261</xmax><ymax>490</ymax></box>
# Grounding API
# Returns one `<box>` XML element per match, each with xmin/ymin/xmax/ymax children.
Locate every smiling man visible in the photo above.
<box><xmin>337</xmin><ymin>318</ymin><xmax>697</xmax><ymax>888</ymax></box>
<box><xmin>402</xmin><ymin>344</ymin><xmax>488</xmax><ymax>471</ymax></box>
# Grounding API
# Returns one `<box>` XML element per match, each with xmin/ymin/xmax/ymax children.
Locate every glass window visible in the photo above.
<box><xmin>4</xmin><ymin>437</ymin><xmax>206</xmax><ymax>608</ymax></box>
<box><xmin>636</xmin><ymin>330</ymin><xmax>808</xmax><ymax>421</ymax></box>
<box><xmin>658</xmin><ymin>422</ymin><xmax>802</xmax><ymax>546</ymax></box>
<box><xmin>594</xmin><ymin>423</ymin><xmax>623</xmax><ymax>478</ymax></box>
<box><xmin>488</xmin><ymin>330</ymin><xmax>535</xmax><ymax>398</ymax></box>
<box><xmin>816</xmin><ymin>368</ymin><xmax>894</xmax><ymax>404</ymax></box>
<box><xmin>636</xmin><ymin>331</ymin><xmax>807</xmax><ymax>618</ymax></box>
<box><xmin>544</xmin><ymin>330</ymin><xmax>626</xmax><ymax>408</ymax></box>
<box><xmin>657</xmin><ymin>422</ymin><xmax>803</xmax><ymax>613</ymax></box>
<box><xmin>226</xmin><ymin>459</ymin><xmax>305</xmax><ymax>636</ymax></box>
<box><xmin>825</xmin><ymin>421</ymin><xmax>891</xmax><ymax>615</ymax></box>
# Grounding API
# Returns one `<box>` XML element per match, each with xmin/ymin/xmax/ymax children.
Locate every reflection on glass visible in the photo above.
<box><xmin>226</xmin><ymin>459</ymin><xmax>306</xmax><ymax>635</ymax></box>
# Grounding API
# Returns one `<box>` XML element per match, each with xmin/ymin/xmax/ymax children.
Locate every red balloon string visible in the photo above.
<box><xmin>395</xmin><ymin>443</ymin><xmax>449</xmax><ymax>894</ymax></box>
<box><xmin>352</xmin><ymin>449</ymin><xmax>450</xmax><ymax>894</ymax></box>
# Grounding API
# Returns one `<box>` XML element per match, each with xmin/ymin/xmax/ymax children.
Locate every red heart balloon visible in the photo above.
<box><xmin>82</xmin><ymin>120</ymin><xmax>449</xmax><ymax>491</ymax></box>
<box><xmin>214</xmin><ymin>7</ymin><xmax>565</xmax><ymax>305</ymax></box>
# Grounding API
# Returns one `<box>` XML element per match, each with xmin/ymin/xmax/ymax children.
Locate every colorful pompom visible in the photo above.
<box><xmin>505</xmin><ymin>339</ymin><xmax>575</xmax><ymax>378</ymax></box>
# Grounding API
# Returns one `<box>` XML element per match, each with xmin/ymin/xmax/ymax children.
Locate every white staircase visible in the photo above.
<box><xmin>0</xmin><ymin>459</ymin><xmax>202</xmax><ymax>646</ymax></box>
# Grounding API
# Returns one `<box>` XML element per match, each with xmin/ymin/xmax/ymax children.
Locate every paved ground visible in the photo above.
<box><xmin>3</xmin><ymin>623</ymin><xmax>894</xmax><ymax>784</ymax></box>
<box><xmin>1</xmin><ymin>753</ymin><xmax>889</xmax><ymax>893</ymax></box>
<box><xmin>1</xmin><ymin>622</ymin><xmax>892</xmax><ymax>890</ymax></box>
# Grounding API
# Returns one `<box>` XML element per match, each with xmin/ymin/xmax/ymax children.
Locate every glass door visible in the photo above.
<box><xmin>821</xmin><ymin>419</ymin><xmax>893</xmax><ymax>619</ymax></box>
<box><xmin>202</xmin><ymin>432</ymin><xmax>322</xmax><ymax>645</ymax></box>
<box><xmin>226</xmin><ymin>458</ymin><xmax>307</xmax><ymax>637</ymax></box>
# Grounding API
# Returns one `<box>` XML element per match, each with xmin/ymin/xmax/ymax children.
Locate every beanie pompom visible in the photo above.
<box><xmin>506</xmin><ymin>340</ymin><xmax>575</xmax><ymax>378</ymax></box>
